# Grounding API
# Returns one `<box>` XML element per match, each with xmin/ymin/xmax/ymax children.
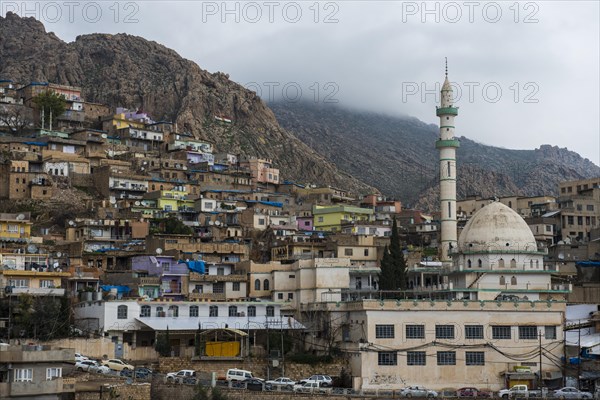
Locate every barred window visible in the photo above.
<box><xmin>465</xmin><ymin>325</ymin><xmax>484</xmax><ymax>339</ymax></box>
<box><xmin>437</xmin><ymin>351</ymin><xmax>456</xmax><ymax>365</ymax></box>
<box><xmin>247</xmin><ymin>306</ymin><xmax>256</xmax><ymax>317</ymax></box>
<box><xmin>378</xmin><ymin>352</ymin><xmax>397</xmax><ymax>366</ymax></box>
<box><xmin>436</xmin><ymin>325</ymin><xmax>455</xmax><ymax>339</ymax></box>
<box><xmin>545</xmin><ymin>326</ymin><xmax>557</xmax><ymax>340</ymax></box>
<box><xmin>189</xmin><ymin>306</ymin><xmax>199</xmax><ymax>317</ymax></box>
<box><xmin>140</xmin><ymin>305</ymin><xmax>151</xmax><ymax>318</ymax></box>
<box><xmin>465</xmin><ymin>351</ymin><xmax>485</xmax><ymax>366</ymax></box>
<box><xmin>117</xmin><ymin>305</ymin><xmax>128</xmax><ymax>319</ymax></box>
<box><xmin>407</xmin><ymin>351</ymin><xmax>426</xmax><ymax>366</ymax></box>
<box><xmin>519</xmin><ymin>326</ymin><xmax>538</xmax><ymax>340</ymax></box>
<box><xmin>406</xmin><ymin>324</ymin><xmax>425</xmax><ymax>339</ymax></box>
<box><xmin>232</xmin><ymin>282</ymin><xmax>240</xmax><ymax>291</ymax></box>
<box><xmin>229</xmin><ymin>306</ymin><xmax>238</xmax><ymax>317</ymax></box>
<box><xmin>209</xmin><ymin>305</ymin><xmax>218</xmax><ymax>317</ymax></box>
<box><xmin>375</xmin><ymin>325</ymin><xmax>395</xmax><ymax>339</ymax></box>
<box><xmin>266</xmin><ymin>306</ymin><xmax>275</xmax><ymax>317</ymax></box>
<box><xmin>492</xmin><ymin>326</ymin><xmax>511</xmax><ymax>339</ymax></box>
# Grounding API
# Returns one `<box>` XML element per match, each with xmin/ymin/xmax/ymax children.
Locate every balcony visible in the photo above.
<box><xmin>9</xmin><ymin>287</ymin><xmax>66</xmax><ymax>296</ymax></box>
<box><xmin>139</xmin><ymin>277</ymin><xmax>160</xmax><ymax>285</ymax></box>
<box><xmin>8</xmin><ymin>379</ymin><xmax>70</xmax><ymax>396</ymax></box>
<box><xmin>189</xmin><ymin>272</ymin><xmax>246</xmax><ymax>282</ymax></box>
<box><xmin>189</xmin><ymin>292</ymin><xmax>226</xmax><ymax>301</ymax></box>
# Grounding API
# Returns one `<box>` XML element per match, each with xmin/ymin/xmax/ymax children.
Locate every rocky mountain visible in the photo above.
<box><xmin>270</xmin><ymin>101</ymin><xmax>600</xmax><ymax>208</ymax></box>
<box><xmin>0</xmin><ymin>12</ymin><xmax>372</xmax><ymax>194</ymax></box>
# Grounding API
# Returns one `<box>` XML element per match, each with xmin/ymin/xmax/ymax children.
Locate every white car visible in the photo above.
<box><xmin>166</xmin><ymin>369</ymin><xmax>196</xmax><ymax>384</ymax></box>
<box><xmin>294</xmin><ymin>382</ymin><xmax>329</xmax><ymax>393</ymax></box>
<box><xmin>75</xmin><ymin>359</ymin><xmax>99</xmax><ymax>372</ymax></box>
<box><xmin>553</xmin><ymin>387</ymin><xmax>593</xmax><ymax>399</ymax></box>
<box><xmin>90</xmin><ymin>364</ymin><xmax>111</xmax><ymax>374</ymax></box>
<box><xmin>266</xmin><ymin>377</ymin><xmax>296</xmax><ymax>389</ymax></box>
<box><xmin>400</xmin><ymin>386</ymin><xmax>438</xmax><ymax>398</ymax></box>
<box><xmin>75</xmin><ymin>353</ymin><xmax>89</xmax><ymax>362</ymax></box>
<box><xmin>101</xmin><ymin>359</ymin><xmax>134</xmax><ymax>371</ymax></box>
<box><xmin>299</xmin><ymin>374</ymin><xmax>333</xmax><ymax>387</ymax></box>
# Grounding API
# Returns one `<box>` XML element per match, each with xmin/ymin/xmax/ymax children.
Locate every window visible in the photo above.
<box><xmin>318</xmin><ymin>216</ymin><xmax>324</xmax><ymax>222</ymax></box>
<box><xmin>233</xmin><ymin>282</ymin><xmax>240</xmax><ymax>291</ymax></box>
<box><xmin>254</xmin><ymin>279</ymin><xmax>261</xmax><ymax>291</ymax></box>
<box><xmin>263</xmin><ymin>279</ymin><xmax>270</xmax><ymax>291</ymax></box>
<box><xmin>545</xmin><ymin>326</ymin><xmax>557</xmax><ymax>340</ymax></box>
<box><xmin>511</xmin><ymin>276</ymin><xmax>517</xmax><ymax>285</ymax></box>
<box><xmin>447</xmin><ymin>161</ymin><xmax>451</xmax><ymax>177</ymax></box>
<box><xmin>465</xmin><ymin>325</ymin><xmax>484</xmax><ymax>339</ymax></box>
<box><xmin>519</xmin><ymin>326</ymin><xmax>538</xmax><ymax>340</ymax></box>
<box><xmin>140</xmin><ymin>305</ymin><xmax>151</xmax><ymax>318</ymax></box>
<box><xmin>229</xmin><ymin>306</ymin><xmax>238</xmax><ymax>316</ymax></box>
<box><xmin>156</xmin><ymin>306</ymin><xmax>164</xmax><ymax>317</ymax></box>
<box><xmin>498</xmin><ymin>258</ymin><xmax>505</xmax><ymax>268</ymax></box>
<box><xmin>39</xmin><ymin>280</ymin><xmax>54</xmax><ymax>288</ymax></box>
<box><xmin>209</xmin><ymin>306</ymin><xmax>218</xmax><ymax>317</ymax></box>
<box><xmin>248</xmin><ymin>306</ymin><xmax>256</xmax><ymax>317</ymax></box>
<box><xmin>168</xmin><ymin>305</ymin><xmax>179</xmax><ymax>317</ymax></box>
<box><xmin>161</xmin><ymin>262</ymin><xmax>170</xmax><ymax>271</ymax></box>
<box><xmin>499</xmin><ymin>276</ymin><xmax>506</xmax><ymax>285</ymax></box>
<box><xmin>467</xmin><ymin>259</ymin><xmax>472</xmax><ymax>268</ymax></box>
<box><xmin>492</xmin><ymin>326</ymin><xmax>511</xmax><ymax>339</ymax></box>
<box><xmin>287</xmin><ymin>292</ymin><xmax>294</xmax><ymax>300</ymax></box>
<box><xmin>266</xmin><ymin>306</ymin><xmax>275</xmax><ymax>317</ymax></box>
<box><xmin>189</xmin><ymin>306</ymin><xmax>199</xmax><ymax>317</ymax></box>
<box><xmin>364</xmin><ymin>249</ymin><xmax>369</xmax><ymax>256</ymax></box>
<box><xmin>375</xmin><ymin>325</ymin><xmax>395</xmax><ymax>338</ymax></box>
<box><xmin>477</xmin><ymin>259</ymin><xmax>482</xmax><ymax>268</ymax></box>
<box><xmin>278</xmin><ymin>293</ymin><xmax>283</xmax><ymax>300</ymax></box>
<box><xmin>436</xmin><ymin>325</ymin><xmax>455</xmax><ymax>339</ymax></box>
<box><xmin>448</xmin><ymin>202</ymin><xmax>451</xmax><ymax>218</ymax></box>
<box><xmin>587</xmin><ymin>204</ymin><xmax>594</xmax><ymax>211</ymax></box>
<box><xmin>258</xmin><ymin>218</ymin><xmax>265</xmax><ymax>225</ymax></box>
<box><xmin>406</xmin><ymin>325</ymin><xmax>425</xmax><ymax>339</ymax></box>
<box><xmin>378</xmin><ymin>351</ymin><xmax>397</xmax><ymax>366</ymax></box>
<box><xmin>465</xmin><ymin>352</ymin><xmax>485</xmax><ymax>366</ymax></box>
<box><xmin>46</xmin><ymin>367</ymin><xmax>62</xmax><ymax>380</ymax></box>
<box><xmin>14</xmin><ymin>368</ymin><xmax>33</xmax><ymax>382</ymax></box>
<box><xmin>213</xmin><ymin>282</ymin><xmax>224</xmax><ymax>293</ymax></box>
<box><xmin>117</xmin><ymin>305</ymin><xmax>128</xmax><ymax>319</ymax></box>
<box><xmin>407</xmin><ymin>351</ymin><xmax>426</xmax><ymax>366</ymax></box>
<box><xmin>344</xmin><ymin>248</ymin><xmax>353</xmax><ymax>256</ymax></box>
<box><xmin>437</xmin><ymin>351</ymin><xmax>456</xmax><ymax>365</ymax></box>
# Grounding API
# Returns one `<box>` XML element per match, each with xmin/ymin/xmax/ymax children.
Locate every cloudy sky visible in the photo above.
<box><xmin>4</xmin><ymin>1</ymin><xmax>599</xmax><ymax>164</ymax></box>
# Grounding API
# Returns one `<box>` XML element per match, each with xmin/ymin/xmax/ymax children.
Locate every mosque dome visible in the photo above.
<box><xmin>458</xmin><ymin>202</ymin><xmax>538</xmax><ymax>253</ymax></box>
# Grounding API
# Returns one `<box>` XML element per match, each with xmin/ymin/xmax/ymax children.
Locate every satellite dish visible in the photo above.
<box><xmin>101</xmin><ymin>133</ymin><xmax>108</xmax><ymax>139</ymax></box>
<box><xmin>16</xmin><ymin>214</ymin><xmax>25</xmax><ymax>221</ymax></box>
<box><xmin>156</xmin><ymin>248</ymin><xmax>163</xmax><ymax>255</ymax></box>
<box><xmin>183</xmin><ymin>166</ymin><xmax>188</xmax><ymax>170</ymax></box>
<box><xmin>208</xmin><ymin>221</ymin><xmax>214</xmax><ymax>225</ymax></box>
<box><xmin>109</xmin><ymin>198</ymin><xmax>117</xmax><ymax>204</ymax></box>
<box><xmin>215</xmin><ymin>221</ymin><xmax>221</xmax><ymax>226</ymax></box>
<box><xmin>135</xmin><ymin>201</ymin><xmax>141</xmax><ymax>206</ymax></box>
<box><xmin>68</xmin><ymin>220</ymin><xmax>75</xmax><ymax>226</ymax></box>
<box><xmin>558</xmin><ymin>252</ymin><xmax>565</xmax><ymax>260</ymax></box>
<box><xmin>27</xmin><ymin>244</ymin><xmax>38</xmax><ymax>254</ymax></box>
<box><xmin>56</xmin><ymin>252</ymin><xmax>62</xmax><ymax>257</ymax></box>
<box><xmin>142</xmin><ymin>161</ymin><xmax>148</xmax><ymax>165</ymax></box>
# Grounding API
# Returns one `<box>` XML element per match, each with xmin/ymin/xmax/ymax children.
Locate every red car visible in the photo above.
<box><xmin>457</xmin><ymin>387</ymin><xmax>492</xmax><ymax>397</ymax></box>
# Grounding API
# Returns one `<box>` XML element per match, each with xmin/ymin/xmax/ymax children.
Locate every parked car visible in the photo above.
<box><xmin>226</xmin><ymin>368</ymin><xmax>256</xmax><ymax>382</ymax></box>
<box><xmin>457</xmin><ymin>387</ymin><xmax>492</xmax><ymax>398</ymax></box>
<box><xmin>90</xmin><ymin>364</ymin><xmax>111</xmax><ymax>374</ymax></box>
<box><xmin>166</xmin><ymin>369</ymin><xmax>196</xmax><ymax>384</ymax></box>
<box><xmin>101</xmin><ymin>359</ymin><xmax>134</xmax><ymax>371</ymax></box>
<box><xmin>299</xmin><ymin>374</ymin><xmax>333</xmax><ymax>387</ymax></box>
<box><xmin>294</xmin><ymin>381</ymin><xmax>329</xmax><ymax>394</ymax></box>
<box><xmin>243</xmin><ymin>378</ymin><xmax>265</xmax><ymax>391</ymax></box>
<box><xmin>498</xmin><ymin>385</ymin><xmax>541</xmax><ymax>399</ymax></box>
<box><xmin>266</xmin><ymin>377</ymin><xmax>295</xmax><ymax>390</ymax></box>
<box><xmin>400</xmin><ymin>386</ymin><xmax>439</xmax><ymax>398</ymax></box>
<box><xmin>553</xmin><ymin>387</ymin><xmax>593</xmax><ymax>399</ymax></box>
<box><xmin>75</xmin><ymin>359</ymin><xmax>99</xmax><ymax>372</ymax></box>
<box><xmin>75</xmin><ymin>353</ymin><xmax>89</xmax><ymax>363</ymax></box>
<box><xmin>120</xmin><ymin>367</ymin><xmax>154</xmax><ymax>380</ymax></box>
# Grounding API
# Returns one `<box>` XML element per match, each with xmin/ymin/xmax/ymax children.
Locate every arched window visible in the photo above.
<box><xmin>498</xmin><ymin>258</ymin><xmax>505</xmax><ymax>268</ymax></box>
<box><xmin>229</xmin><ymin>306</ymin><xmax>238</xmax><ymax>317</ymax></box>
<box><xmin>508</xmin><ymin>201</ymin><xmax>512</xmax><ymax>208</ymax></box>
<box><xmin>511</xmin><ymin>276</ymin><xmax>517</xmax><ymax>285</ymax></box>
<box><xmin>530</xmin><ymin>260</ymin><xmax>534</xmax><ymax>269</ymax></box>
<box><xmin>535</xmin><ymin>260</ymin><xmax>539</xmax><ymax>269</ymax></box>
<box><xmin>266</xmin><ymin>306</ymin><xmax>275</xmax><ymax>317</ymax></box>
<box><xmin>467</xmin><ymin>259</ymin><xmax>472</xmax><ymax>268</ymax></box>
<box><xmin>117</xmin><ymin>305</ymin><xmax>128</xmax><ymax>319</ymax></box>
<box><xmin>209</xmin><ymin>306</ymin><xmax>218</xmax><ymax>317</ymax></box>
<box><xmin>247</xmin><ymin>306</ymin><xmax>256</xmax><ymax>317</ymax></box>
<box><xmin>140</xmin><ymin>305</ymin><xmax>150</xmax><ymax>318</ymax></box>
<box><xmin>254</xmin><ymin>279</ymin><xmax>261</xmax><ymax>291</ymax></box>
<box><xmin>156</xmin><ymin>306</ymin><xmax>163</xmax><ymax>317</ymax></box>
<box><xmin>499</xmin><ymin>276</ymin><xmax>506</xmax><ymax>285</ymax></box>
<box><xmin>510</xmin><ymin>258</ymin><xmax>517</xmax><ymax>268</ymax></box>
<box><xmin>263</xmin><ymin>279</ymin><xmax>270</xmax><ymax>291</ymax></box>
<box><xmin>189</xmin><ymin>306</ymin><xmax>199</xmax><ymax>317</ymax></box>
<box><xmin>477</xmin><ymin>259</ymin><xmax>482</xmax><ymax>268</ymax></box>
<box><xmin>168</xmin><ymin>305</ymin><xmax>179</xmax><ymax>317</ymax></box>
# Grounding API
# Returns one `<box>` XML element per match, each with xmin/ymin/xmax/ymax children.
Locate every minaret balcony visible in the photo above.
<box><xmin>436</xmin><ymin>139</ymin><xmax>461</xmax><ymax>149</ymax></box>
<box><xmin>436</xmin><ymin>107</ymin><xmax>459</xmax><ymax>116</ymax></box>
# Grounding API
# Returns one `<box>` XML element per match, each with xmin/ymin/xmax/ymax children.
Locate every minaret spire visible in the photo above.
<box><xmin>436</xmin><ymin>61</ymin><xmax>460</xmax><ymax>264</ymax></box>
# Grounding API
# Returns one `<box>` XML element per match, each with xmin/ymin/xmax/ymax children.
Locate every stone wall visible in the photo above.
<box><xmin>75</xmin><ymin>383</ymin><xmax>151</xmax><ymax>400</ymax></box>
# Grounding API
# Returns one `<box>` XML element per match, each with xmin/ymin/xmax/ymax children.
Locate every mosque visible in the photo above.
<box><xmin>306</xmin><ymin>66</ymin><xmax>569</xmax><ymax>391</ymax></box>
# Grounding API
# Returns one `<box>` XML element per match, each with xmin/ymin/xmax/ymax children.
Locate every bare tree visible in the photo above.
<box><xmin>0</xmin><ymin>104</ymin><xmax>34</xmax><ymax>135</ymax></box>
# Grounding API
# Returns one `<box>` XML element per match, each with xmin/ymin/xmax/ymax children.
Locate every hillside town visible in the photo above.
<box><xmin>1</xmin><ymin>74</ymin><xmax>600</xmax><ymax>400</ymax></box>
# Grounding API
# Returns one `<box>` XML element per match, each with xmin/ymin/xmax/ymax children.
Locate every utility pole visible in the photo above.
<box><xmin>539</xmin><ymin>330</ymin><xmax>543</xmax><ymax>390</ymax></box>
<box><xmin>577</xmin><ymin>320</ymin><xmax>582</xmax><ymax>389</ymax></box>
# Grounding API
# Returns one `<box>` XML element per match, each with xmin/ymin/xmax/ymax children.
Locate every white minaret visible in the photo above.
<box><xmin>436</xmin><ymin>59</ymin><xmax>459</xmax><ymax>264</ymax></box>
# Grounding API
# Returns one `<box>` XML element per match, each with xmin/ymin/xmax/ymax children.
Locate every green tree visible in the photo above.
<box><xmin>378</xmin><ymin>218</ymin><xmax>407</xmax><ymax>291</ymax></box>
<box><xmin>155</xmin><ymin>327</ymin><xmax>172</xmax><ymax>357</ymax></box>
<box><xmin>33</xmin><ymin>91</ymin><xmax>67</xmax><ymax>128</ymax></box>
<box><xmin>162</xmin><ymin>217</ymin><xmax>193</xmax><ymax>235</ymax></box>
<box><xmin>378</xmin><ymin>245</ymin><xmax>394</xmax><ymax>291</ymax></box>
